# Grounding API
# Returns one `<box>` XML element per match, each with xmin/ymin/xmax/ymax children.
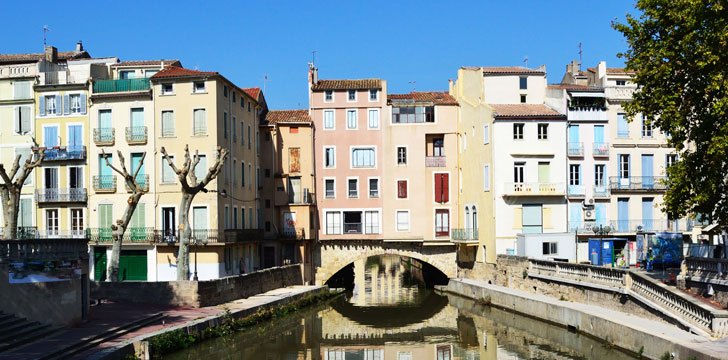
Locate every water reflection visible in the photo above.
<box><xmin>167</xmin><ymin>255</ymin><xmax>635</xmax><ymax>359</ymax></box>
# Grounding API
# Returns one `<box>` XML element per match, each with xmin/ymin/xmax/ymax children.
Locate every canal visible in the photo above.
<box><xmin>166</xmin><ymin>255</ymin><xmax>635</xmax><ymax>359</ymax></box>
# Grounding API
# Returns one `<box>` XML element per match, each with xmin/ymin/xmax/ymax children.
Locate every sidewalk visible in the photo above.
<box><xmin>0</xmin><ymin>285</ymin><xmax>324</xmax><ymax>360</ymax></box>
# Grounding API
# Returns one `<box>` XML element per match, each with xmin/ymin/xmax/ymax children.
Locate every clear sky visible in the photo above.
<box><xmin>3</xmin><ymin>0</ymin><xmax>637</xmax><ymax>110</ymax></box>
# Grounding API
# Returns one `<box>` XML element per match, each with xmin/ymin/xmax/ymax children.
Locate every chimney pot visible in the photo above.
<box><xmin>76</xmin><ymin>41</ymin><xmax>83</xmax><ymax>52</ymax></box>
<box><xmin>45</xmin><ymin>46</ymin><xmax>58</xmax><ymax>63</ymax></box>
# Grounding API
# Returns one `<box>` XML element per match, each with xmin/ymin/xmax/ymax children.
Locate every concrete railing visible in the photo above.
<box><xmin>0</xmin><ymin>238</ymin><xmax>89</xmax><ymax>263</ymax></box>
<box><xmin>528</xmin><ymin>259</ymin><xmax>728</xmax><ymax>336</ymax></box>
<box><xmin>684</xmin><ymin>257</ymin><xmax>728</xmax><ymax>280</ymax></box>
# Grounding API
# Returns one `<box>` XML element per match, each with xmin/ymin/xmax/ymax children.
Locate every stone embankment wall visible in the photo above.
<box><xmin>91</xmin><ymin>263</ymin><xmax>304</xmax><ymax>307</ymax></box>
<box><xmin>678</xmin><ymin>257</ymin><xmax>728</xmax><ymax>308</ymax></box>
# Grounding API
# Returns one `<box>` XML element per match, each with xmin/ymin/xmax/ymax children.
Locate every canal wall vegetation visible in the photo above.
<box><xmin>679</xmin><ymin>257</ymin><xmax>728</xmax><ymax>308</ymax></box>
<box><xmin>91</xmin><ymin>263</ymin><xmax>304</xmax><ymax>307</ymax></box>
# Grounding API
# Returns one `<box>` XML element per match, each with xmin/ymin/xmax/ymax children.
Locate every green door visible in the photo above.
<box><xmin>94</xmin><ymin>248</ymin><xmax>107</xmax><ymax>281</ymax></box>
<box><xmin>119</xmin><ymin>250</ymin><xmax>147</xmax><ymax>281</ymax></box>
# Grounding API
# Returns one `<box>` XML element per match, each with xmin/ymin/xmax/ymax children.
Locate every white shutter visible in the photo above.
<box><xmin>21</xmin><ymin>107</ymin><xmax>31</xmax><ymax>134</ymax></box>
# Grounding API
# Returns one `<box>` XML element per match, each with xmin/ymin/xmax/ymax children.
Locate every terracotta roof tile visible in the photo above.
<box><xmin>481</xmin><ymin>66</ymin><xmax>545</xmax><ymax>75</ymax></box>
<box><xmin>242</xmin><ymin>87</ymin><xmax>260</xmax><ymax>100</ymax></box>
<box><xmin>388</xmin><ymin>91</ymin><xmax>458</xmax><ymax>105</ymax></box>
<box><xmin>112</xmin><ymin>60</ymin><xmax>181</xmax><ymax>67</ymax></box>
<box><xmin>150</xmin><ymin>66</ymin><xmax>218</xmax><ymax>79</ymax></box>
<box><xmin>311</xmin><ymin>79</ymin><xmax>381</xmax><ymax>91</ymax></box>
<box><xmin>264</xmin><ymin>110</ymin><xmax>310</xmax><ymax>125</ymax></box>
<box><xmin>489</xmin><ymin>104</ymin><xmax>564</xmax><ymax>118</ymax></box>
<box><xmin>0</xmin><ymin>50</ymin><xmax>90</xmax><ymax>64</ymax></box>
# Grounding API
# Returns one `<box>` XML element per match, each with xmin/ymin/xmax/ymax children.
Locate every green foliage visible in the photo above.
<box><xmin>477</xmin><ymin>295</ymin><xmax>492</xmax><ymax>305</ymax></box>
<box><xmin>638</xmin><ymin>345</ymin><xmax>645</xmax><ymax>357</ymax></box>
<box><xmin>660</xmin><ymin>351</ymin><xmax>672</xmax><ymax>360</ymax></box>
<box><xmin>613</xmin><ymin>0</ymin><xmax>728</xmax><ymax>226</ymax></box>
<box><xmin>522</xmin><ymin>269</ymin><xmax>528</xmax><ymax>279</ymax></box>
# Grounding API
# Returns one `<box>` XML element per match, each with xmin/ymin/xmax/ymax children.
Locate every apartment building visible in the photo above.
<box><xmin>383</xmin><ymin>91</ymin><xmax>459</xmax><ymax>245</ymax></box>
<box><xmin>308</xmin><ymin>66</ymin><xmax>387</xmax><ymax>240</ymax></box>
<box><xmin>260</xmin><ymin>109</ymin><xmax>314</xmax><ymax>280</ymax></box>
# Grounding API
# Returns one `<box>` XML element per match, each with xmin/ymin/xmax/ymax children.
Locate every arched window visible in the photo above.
<box><xmin>472</xmin><ymin>206</ymin><xmax>478</xmax><ymax>236</ymax></box>
<box><xmin>465</xmin><ymin>206</ymin><xmax>471</xmax><ymax>232</ymax></box>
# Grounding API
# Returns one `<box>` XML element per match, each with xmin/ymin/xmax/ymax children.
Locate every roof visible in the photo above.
<box><xmin>311</xmin><ymin>79</ymin><xmax>381</xmax><ymax>91</ymax></box>
<box><xmin>242</xmin><ymin>87</ymin><xmax>260</xmax><ymax>100</ymax></box>
<box><xmin>480</xmin><ymin>66</ymin><xmax>545</xmax><ymax>75</ymax></box>
<box><xmin>489</xmin><ymin>104</ymin><xmax>564</xmax><ymax>118</ymax></box>
<box><xmin>264</xmin><ymin>110</ymin><xmax>311</xmax><ymax>125</ymax></box>
<box><xmin>547</xmin><ymin>84</ymin><xmax>603</xmax><ymax>92</ymax></box>
<box><xmin>0</xmin><ymin>50</ymin><xmax>90</xmax><ymax>64</ymax></box>
<box><xmin>387</xmin><ymin>91</ymin><xmax>458</xmax><ymax>105</ymax></box>
<box><xmin>150</xmin><ymin>66</ymin><xmax>218</xmax><ymax>79</ymax></box>
<box><xmin>607</xmin><ymin>67</ymin><xmax>634</xmax><ymax>75</ymax></box>
<box><xmin>112</xmin><ymin>60</ymin><xmax>181</xmax><ymax>68</ymax></box>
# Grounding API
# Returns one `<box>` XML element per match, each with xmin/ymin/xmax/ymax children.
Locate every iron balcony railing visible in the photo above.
<box><xmin>36</xmin><ymin>229</ymin><xmax>87</xmax><ymax>238</ymax></box>
<box><xmin>125</xmin><ymin>174</ymin><xmax>150</xmax><ymax>192</ymax></box>
<box><xmin>88</xmin><ymin>227</ymin><xmax>156</xmax><ymax>243</ymax></box>
<box><xmin>567</xmin><ymin>142</ymin><xmax>584</xmax><ymax>156</ymax></box>
<box><xmin>503</xmin><ymin>182</ymin><xmax>566</xmax><ymax>196</ymax></box>
<box><xmin>93</xmin><ymin>78</ymin><xmax>151</xmax><ymax>93</ymax></box>
<box><xmin>609</xmin><ymin>176</ymin><xmax>667</xmax><ymax>191</ymax></box>
<box><xmin>0</xmin><ymin>226</ymin><xmax>38</xmax><ymax>240</ymax></box>
<box><xmin>126</xmin><ymin>126</ymin><xmax>148</xmax><ymax>143</ymax></box>
<box><xmin>425</xmin><ymin>156</ymin><xmax>446</xmax><ymax>167</ymax></box>
<box><xmin>93</xmin><ymin>128</ymin><xmax>115</xmax><ymax>144</ymax></box>
<box><xmin>152</xmin><ymin>229</ymin><xmax>263</xmax><ymax>244</ymax></box>
<box><xmin>568</xmin><ymin>219</ymin><xmax>695</xmax><ymax>234</ymax></box>
<box><xmin>34</xmin><ymin>188</ymin><xmax>87</xmax><ymax>203</ymax></box>
<box><xmin>343</xmin><ymin>223</ymin><xmax>362</xmax><ymax>234</ymax></box>
<box><xmin>593</xmin><ymin>142</ymin><xmax>609</xmax><ymax>157</ymax></box>
<box><xmin>617</xmin><ymin>130</ymin><xmax>630</xmax><ymax>138</ymax></box>
<box><xmin>41</xmin><ymin>145</ymin><xmax>86</xmax><ymax>161</ymax></box>
<box><xmin>93</xmin><ymin>175</ymin><xmax>117</xmax><ymax>192</ymax></box>
<box><xmin>593</xmin><ymin>185</ymin><xmax>609</xmax><ymax>197</ymax></box>
<box><xmin>0</xmin><ymin>238</ymin><xmax>89</xmax><ymax>263</ymax></box>
<box><xmin>567</xmin><ymin>185</ymin><xmax>585</xmax><ymax>197</ymax></box>
<box><xmin>452</xmin><ymin>228</ymin><xmax>479</xmax><ymax>241</ymax></box>
<box><xmin>281</xmin><ymin>227</ymin><xmax>306</xmax><ymax>240</ymax></box>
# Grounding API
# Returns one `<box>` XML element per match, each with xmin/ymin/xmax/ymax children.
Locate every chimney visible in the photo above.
<box><xmin>76</xmin><ymin>41</ymin><xmax>83</xmax><ymax>52</ymax></box>
<box><xmin>308</xmin><ymin>63</ymin><xmax>318</xmax><ymax>85</ymax></box>
<box><xmin>45</xmin><ymin>46</ymin><xmax>58</xmax><ymax>63</ymax></box>
<box><xmin>566</xmin><ymin>60</ymin><xmax>580</xmax><ymax>76</ymax></box>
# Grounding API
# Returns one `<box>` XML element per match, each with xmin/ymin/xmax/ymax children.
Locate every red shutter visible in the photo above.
<box><xmin>435</xmin><ymin>174</ymin><xmax>442</xmax><ymax>202</ymax></box>
<box><xmin>442</xmin><ymin>174</ymin><xmax>449</xmax><ymax>203</ymax></box>
<box><xmin>398</xmin><ymin>180</ymin><xmax>407</xmax><ymax>199</ymax></box>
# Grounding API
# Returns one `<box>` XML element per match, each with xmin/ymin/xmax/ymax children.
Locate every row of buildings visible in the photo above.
<box><xmin>0</xmin><ymin>42</ymin><xmax>696</xmax><ymax>282</ymax></box>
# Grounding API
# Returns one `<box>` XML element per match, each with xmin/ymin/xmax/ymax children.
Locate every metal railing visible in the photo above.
<box><xmin>567</xmin><ymin>142</ymin><xmax>583</xmax><ymax>156</ymax></box>
<box><xmin>87</xmin><ymin>227</ymin><xmax>156</xmax><ymax>243</ymax></box>
<box><xmin>343</xmin><ymin>223</ymin><xmax>362</xmax><ymax>234</ymax></box>
<box><xmin>593</xmin><ymin>142</ymin><xmax>609</xmax><ymax>156</ymax></box>
<box><xmin>593</xmin><ymin>185</ymin><xmax>609</xmax><ymax>197</ymax></box>
<box><xmin>93</xmin><ymin>78</ymin><xmax>151</xmax><ymax>93</ymax></box>
<box><xmin>93</xmin><ymin>175</ymin><xmax>117</xmax><ymax>192</ymax></box>
<box><xmin>34</xmin><ymin>188</ymin><xmax>87</xmax><ymax>203</ymax></box>
<box><xmin>568</xmin><ymin>219</ymin><xmax>694</xmax><ymax>234</ymax></box>
<box><xmin>42</xmin><ymin>146</ymin><xmax>86</xmax><ymax>161</ymax></box>
<box><xmin>452</xmin><ymin>228</ymin><xmax>479</xmax><ymax>241</ymax></box>
<box><xmin>567</xmin><ymin>107</ymin><xmax>607</xmax><ymax>121</ymax></box>
<box><xmin>503</xmin><ymin>182</ymin><xmax>565</xmax><ymax>196</ymax></box>
<box><xmin>0</xmin><ymin>238</ymin><xmax>89</xmax><ymax>262</ymax></box>
<box><xmin>281</xmin><ymin>227</ymin><xmax>306</xmax><ymax>240</ymax></box>
<box><xmin>125</xmin><ymin>174</ymin><xmax>150</xmax><ymax>192</ymax></box>
<box><xmin>609</xmin><ymin>176</ymin><xmax>667</xmax><ymax>191</ymax></box>
<box><xmin>93</xmin><ymin>128</ymin><xmax>115</xmax><ymax>144</ymax></box>
<box><xmin>36</xmin><ymin>229</ymin><xmax>87</xmax><ymax>239</ymax></box>
<box><xmin>0</xmin><ymin>227</ymin><xmax>38</xmax><ymax>240</ymax></box>
<box><xmin>567</xmin><ymin>185</ymin><xmax>585</xmax><ymax>197</ymax></box>
<box><xmin>425</xmin><ymin>156</ymin><xmax>446</xmax><ymax>167</ymax></box>
<box><xmin>126</xmin><ymin>126</ymin><xmax>148</xmax><ymax>143</ymax></box>
<box><xmin>617</xmin><ymin>130</ymin><xmax>630</xmax><ymax>138</ymax></box>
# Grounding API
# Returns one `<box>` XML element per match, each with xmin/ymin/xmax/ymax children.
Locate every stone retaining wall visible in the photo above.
<box><xmin>91</xmin><ymin>264</ymin><xmax>303</xmax><ymax>307</ymax></box>
<box><xmin>679</xmin><ymin>257</ymin><xmax>728</xmax><ymax>308</ymax></box>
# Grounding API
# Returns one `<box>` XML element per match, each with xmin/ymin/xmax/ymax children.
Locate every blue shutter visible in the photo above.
<box><xmin>80</xmin><ymin>93</ymin><xmax>87</xmax><ymax>114</ymax></box>
<box><xmin>618</xmin><ymin>198</ymin><xmax>629</xmax><ymax>232</ymax></box>
<box><xmin>595</xmin><ymin>203</ymin><xmax>606</xmax><ymax>226</ymax></box>
<box><xmin>594</xmin><ymin>125</ymin><xmax>604</xmax><ymax>143</ymax></box>
<box><xmin>642</xmin><ymin>198</ymin><xmax>654</xmax><ymax>231</ymax></box>
<box><xmin>44</xmin><ymin>126</ymin><xmax>58</xmax><ymax>147</ymax></box>
<box><xmin>642</xmin><ymin>155</ymin><xmax>654</xmax><ymax>188</ymax></box>
<box><xmin>568</xmin><ymin>125</ymin><xmax>579</xmax><ymax>142</ymax></box>
<box><xmin>39</xmin><ymin>96</ymin><xmax>45</xmax><ymax>116</ymax></box>
<box><xmin>570</xmin><ymin>203</ymin><xmax>582</xmax><ymax>231</ymax></box>
<box><xmin>63</xmin><ymin>94</ymin><xmax>70</xmax><ymax>115</ymax></box>
<box><xmin>55</xmin><ymin>96</ymin><xmax>61</xmax><ymax>115</ymax></box>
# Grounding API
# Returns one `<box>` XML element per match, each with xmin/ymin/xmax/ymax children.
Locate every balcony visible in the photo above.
<box><xmin>593</xmin><ymin>142</ymin><xmax>610</xmax><ymax>157</ymax></box>
<box><xmin>36</xmin><ymin>229</ymin><xmax>87</xmax><ymax>239</ymax></box>
<box><xmin>41</xmin><ymin>145</ymin><xmax>86</xmax><ymax>161</ymax></box>
<box><xmin>125</xmin><ymin>174</ymin><xmax>150</xmax><ymax>192</ymax></box>
<box><xmin>126</xmin><ymin>126</ymin><xmax>148</xmax><ymax>144</ymax></box>
<box><xmin>88</xmin><ymin>227</ymin><xmax>156</xmax><ymax>243</ymax></box>
<box><xmin>569</xmin><ymin>219</ymin><xmax>694</xmax><ymax>234</ymax></box>
<box><xmin>93</xmin><ymin>175</ymin><xmax>117</xmax><ymax>193</ymax></box>
<box><xmin>39</xmin><ymin>70</ymin><xmax>85</xmax><ymax>86</ymax></box>
<box><xmin>93</xmin><ymin>128</ymin><xmax>115</xmax><ymax>146</ymax></box>
<box><xmin>605</xmin><ymin>86</ymin><xmax>637</xmax><ymax>102</ymax></box>
<box><xmin>281</xmin><ymin>228</ymin><xmax>306</xmax><ymax>240</ymax></box>
<box><xmin>0</xmin><ymin>237</ymin><xmax>88</xmax><ymax>263</ymax></box>
<box><xmin>0</xmin><ymin>227</ymin><xmax>38</xmax><ymax>240</ymax></box>
<box><xmin>35</xmin><ymin>188</ymin><xmax>87</xmax><ymax>203</ymax></box>
<box><xmin>567</xmin><ymin>185</ymin><xmax>585</xmax><ymax>198</ymax></box>
<box><xmin>452</xmin><ymin>228</ymin><xmax>479</xmax><ymax>243</ymax></box>
<box><xmin>593</xmin><ymin>185</ymin><xmax>609</xmax><ymax>198</ymax></box>
<box><xmin>425</xmin><ymin>156</ymin><xmax>446</xmax><ymax>167</ymax></box>
<box><xmin>93</xmin><ymin>78</ymin><xmax>151</xmax><ymax>94</ymax></box>
<box><xmin>503</xmin><ymin>182</ymin><xmax>565</xmax><ymax>197</ymax></box>
<box><xmin>0</xmin><ymin>64</ymin><xmax>38</xmax><ymax>79</ymax></box>
<box><xmin>609</xmin><ymin>176</ymin><xmax>667</xmax><ymax>192</ymax></box>
<box><xmin>221</xmin><ymin>229</ymin><xmax>264</xmax><ymax>243</ymax></box>
<box><xmin>288</xmin><ymin>188</ymin><xmax>314</xmax><ymax>205</ymax></box>
<box><xmin>567</xmin><ymin>142</ymin><xmax>583</xmax><ymax>157</ymax></box>
<box><xmin>567</xmin><ymin>107</ymin><xmax>607</xmax><ymax>121</ymax></box>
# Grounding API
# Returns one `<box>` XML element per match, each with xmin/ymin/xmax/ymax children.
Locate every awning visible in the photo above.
<box><xmin>570</xmin><ymin>92</ymin><xmax>605</xmax><ymax>98</ymax></box>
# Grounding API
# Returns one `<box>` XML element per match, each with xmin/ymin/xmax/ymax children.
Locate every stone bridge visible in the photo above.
<box><xmin>313</xmin><ymin>240</ymin><xmax>457</xmax><ymax>285</ymax></box>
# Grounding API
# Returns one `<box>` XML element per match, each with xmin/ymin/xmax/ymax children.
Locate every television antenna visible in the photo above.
<box><xmin>578</xmin><ymin>42</ymin><xmax>583</xmax><ymax>71</ymax></box>
<box><xmin>523</xmin><ymin>56</ymin><xmax>529</xmax><ymax>68</ymax></box>
<box><xmin>263</xmin><ymin>74</ymin><xmax>270</xmax><ymax>94</ymax></box>
<box><xmin>43</xmin><ymin>25</ymin><xmax>50</xmax><ymax>47</ymax></box>
<box><xmin>408</xmin><ymin>80</ymin><xmax>416</xmax><ymax>92</ymax></box>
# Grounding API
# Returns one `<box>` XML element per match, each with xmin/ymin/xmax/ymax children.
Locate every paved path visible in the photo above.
<box><xmin>1</xmin><ymin>285</ymin><xmax>324</xmax><ymax>360</ymax></box>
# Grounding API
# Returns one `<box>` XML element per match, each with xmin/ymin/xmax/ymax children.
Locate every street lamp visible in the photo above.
<box><xmin>192</xmin><ymin>234</ymin><xmax>208</xmax><ymax>281</ymax></box>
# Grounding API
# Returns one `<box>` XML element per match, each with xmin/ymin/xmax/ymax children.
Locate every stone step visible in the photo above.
<box><xmin>0</xmin><ymin>314</ymin><xmax>13</xmax><ymax>323</ymax></box>
<box><xmin>0</xmin><ymin>320</ymin><xmax>39</xmax><ymax>340</ymax></box>
<box><xmin>0</xmin><ymin>317</ymin><xmax>24</xmax><ymax>329</ymax></box>
<box><xmin>0</xmin><ymin>323</ymin><xmax>50</xmax><ymax>348</ymax></box>
<box><xmin>0</xmin><ymin>324</ymin><xmax>61</xmax><ymax>353</ymax></box>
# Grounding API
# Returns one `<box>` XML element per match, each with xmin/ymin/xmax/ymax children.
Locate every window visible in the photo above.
<box><xmin>346</xmin><ymin>109</ymin><xmax>357</xmax><ymax>129</ymax></box>
<box><xmin>233</xmin><ymin>117</ymin><xmax>237</xmax><ymax>141</ymax></box>
<box><xmin>13</xmin><ymin>81</ymin><xmax>31</xmax><ymax>99</ymax></box>
<box><xmin>396</xmin><ymin>210</ymin><xmax>410</xmax><ymax>232</ymax></box>
<box><xmin>435</xmin><ymin>209</ymin><xmax>450</xmax><ymax>237</ymax></box>
<box><xmin>232</xmin><ymin>92</ymin><xmax>236</xmax><ymax>103</ymax></box>
<box><xmin>324</xmin><ymin>147</ymin><xmax>336</xmax><ymax>168</ymax></box>
<box><xmin>343</xmin><ymin>211</ymin><xmax>362</xmax><ymax>233</ymax></box>
<box><xmin>520</xmin><ymin>94</ymin><xmax>527</xmax><ymax>103</ymax></box>
<box><xmin>519</xmin><ymin>77</ymin><xmax>527</xmax><ymax>89</ymax></box>
<box><xmin>70</xmin><ymin>94</ymin><xmax>81</xmax><ymax>113</ymax></box>
<box><xmin>69</xmin><ymin>166</ymin><xmax>83</xmax><ymax>188</ymax></box>
<box><xmin>617</xmin><ymin>113</ymin><xmax>629</xmax><ymax>137</ymax></box>
<box><xmin>161</xmin><ymin>111</ymin><xmax>175</xmax><ymax>137</ymax></box>
<box><xmin>351</xmin><ymin>148</ymin><xmax>375</xmax><ymax>168</ymax></box>
<box><xmin>193</xmin><ymin>81</ymin><xmax>206</xmax><ymax>93</ymax></box>
<box><xmin>483</xmin><ymin>164</ymin><xmax>490</xmax><ymax>191</ymax></box>
<box><xmin>325</xmin><ymin>179</ymin><xmax>335</xmax><ymax>198</ymax></box>
<box><xmin>223</xmin><ymin>85</ymin><xmax>228</xmax><ymax>97</ymax></box>
<box><xmin>232</xmin><ymin>160</ymin><xmax>237</xmax><ymax>185</ymax></box>
<box><xmin>248</xmin><ymin>164</ymin><xmax>252</xmax><ymax>187</ymax></box>
<box><xmin>514</xmin><ymin>162</ymin><xmax>525</xmax><ymax>183</ymax></box>
<box><xmin>233</xmin><ymin>207</ymin><xmax>238</xmax><ymax>229</ymax></box>
<box><xmin>434</xmin><ymin>173</ymin><xmax>449</xmax><ymax>203</ymax></box>
<box><xmin>522</xmin><ymin>204</ymin><xmax>543</xmax><ymax>233</ymax></box>
<box><xmin>195</xmin><ymin>155</ymin><xmax>207</xmax><ymax>180</ymax></box>
<box><xmin>161</xmin><ymin>83</ymin><xmax>173</xmax><ymax>95</ymax></box>
<box><xmin>71</xmin><ymin>209</ymin><xmax>84</xmax><ymax>236</ymax></box>
<box><xmin>15</xmin><ymin>106</ymin><xmax>31</xmax><ymax>134</ymax></box>
<box><xmin>369</xmin><ymin>178</ymin><xmax>379</xmax><ymax>198</ymax></box>
<box><xmin>397</xmin><ymin>180</ymin><xmax>408</xmax><ymax>199</ymax></box>
<box><xmin>44</xmin><ymin>167</ymin><xmax>58</xmax><ymax>189</ymax></box>
<box><xmin>247</xmin><ymin>125</ymin><xmax>251</xmax><ymax>149</ymax></box>
<box><xmin>368</xmin><ymin>109</ymin><xmax>379</xmax><ymax>129</ymax></box>
<box><xmin>289</xmin><ymin>148</ymin><xmax>300</xmax><ymax>172</ymax></box>
<box><xmin>594</xmin><ymin>164</ymin><xmax>605</xmax><ymax>186</ymax></box>
<box><xmin>348</xmin><ymin>178</ymin><xmax>358</xmax><ymax>198</ymax></box>
<box><xmin>119</xmin><ymin>70</ymin><xmax>135</xmax><ymax>79</ymax></box>
<box><xmin>619</xmin><ymin>154</ymin><xmax>630</xmax><ymax>178</ymax></box>
<box><xmin>46</xmin><ymin>209</ymin><xmax>59</xmax><ymax>236</ymax></box>
<box><xmin>241</xmin><ymin>121</ymin><xmax>245</xmax><ymax>143</ymax></box>
<box><xmin>325</xmin><ymin>212</ymin><xmax>341</xmax><ymax>234</ymax></box>
<box><xmin>433</xmin><ymin>138</ymin><xmax>444</xmax><ymax>157</ymax></box>
<box><xmin>538</xmin><ymin>123</ymin><xmax>548</xmax><ymax>140</ymax></box>
<box><xmin>397</xmin><ymin>146</ymin><xmax>407</xmax><ymax>165</ymax></box>
<box><xmin>616</xmin><ymin>80</ymin><xmax>626</xmax><ymax>86</ymax></box>
<box><xmin>324</xmin><ymin>110</ymin><xmax>335</xmax><ymax>129</ymax></box>
<box><xmin>513</xmin><ymin>123</ymin><xmax>524</xmax><ymax>139</ymax></box>
<box><xmin>365</xmin><ymin>211</ymin><xmax>379</xmax><ymax>234</ymax></box>
<box><xmin>45</xmin><ymin>95</ymin><xmax>57</xmax><ymax>115</ymax></box>
<box><xmin>483</xmin><ymin>125</ymin><xmax>489</xmax><ymax>144</ymax></box>
<box><xmin>325</xmin><ymin>90</ymin><xmax>333</xmax><ymax>101</ymax></box>
<box><xmin>289</xmin><ymin>126</ymin><xmax>298</xmax><ymax>134</ymax></box>
<box><xmin>569</xmin><ymin>164</ymin><xmax>581</xmax><ymax>185</ymax></box>
<box><xmin>193</xmin><ymin>109</ymin><xmax>206</xmax><ymax>135</ymax></box>
<box><xmin>369</xmin><ymin>89</ymin><xmax>378</xmax><ymax>101</ymax></box>
<box><xmin>641</xmin><ymin>115</ymin><xmax>653</xmax><ymax>137</ymax></box>
<box><xmin>542</xmin><ymin>242</ymin><xmax>558</xmax><ymax>255</ymax></box>
<box><xmin>666</xmin><ymin>154</ymin><xmax>678</xmax><ymax>168</ymax></box>
<box><xmin>223</xmin><ymin>112</ymin><xmax>228</xmax><ymax>138</ymax></box>
<box><xmin>348</xmin><ymin>90</ymin><xmax>356</xmax><ymax>101</ymax></box>
<box><xmin>392</xmin><ymin>106</ymin><xmax>435</xmax><ymax>123</ymax></box>
<box><xmin>162</xmin><ymin>155</ymin><xmax>176</xmax><ymax>183</ymax></box>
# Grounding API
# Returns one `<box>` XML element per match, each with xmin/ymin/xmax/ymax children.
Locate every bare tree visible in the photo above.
<box><xmin>160</xmin><ymin>145</ymin><xmax>228</xmax><ymax>280</ymax></box>
<box><xmin>101</xmin><ymin>150</ymin><xmax>148</xmax><ymax>282</ymax></box>
<box><xmin>0</xmin><ymin>139</ymin><xmax>43</xmax><ymax>240</ymax></box>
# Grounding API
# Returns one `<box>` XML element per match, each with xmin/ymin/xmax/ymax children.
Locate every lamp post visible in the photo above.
<box><xmin>192</xmin><ymin>234</ymin><xmax>207</xmax><ymax>281</ymax></box>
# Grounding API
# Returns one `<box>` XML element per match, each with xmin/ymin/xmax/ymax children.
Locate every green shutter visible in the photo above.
<box><xmin>94</xmin><ymin>248</ymin><xmax>107</xmax><ymax>281</ymax></box>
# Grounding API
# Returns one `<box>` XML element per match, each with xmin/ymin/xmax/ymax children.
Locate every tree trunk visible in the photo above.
<box><xmin>2</xmin><ymin>189</ymin><xmax>20</xmax><ymax>240</ymax></box>
<box><xmin>176</xmin><ymin>193</ymin><xmax>194</xmax><ymax>280</ymax></box>
<box><xmin>107</xmin><ymin>193</ymin><xmax>143</xmax><ymax>282</ymax></box>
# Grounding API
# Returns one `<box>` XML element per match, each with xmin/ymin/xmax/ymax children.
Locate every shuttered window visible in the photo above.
<box><xmin>161</xmin><ymin>111</ymin><xmax>175</xmax><ymax>137</ymax></box>
<box><xmin>397</xmin><ymin>180</ymin><xmax>407</xmax><ymax>199</ymax></box>
<box><xmin>434</xmin><ymin>173</ymin><xmax>449</xmax><ymax>203</ymax></box>
<box><xmin>162</xmin><ymin>155</ymin><xmax>176</xmax><ymax>183</ymax></box>
<box><xmin>435</xmin><ymin>209</ymin><xmax>450</xmax><ymax>237</ymax></box>
<box><xmin>15</xmin><ymin>106</ymin><xmax>31</xmax><ymax>134</ymax></box>
<box><xmin>193</xmin><ymin>109</ymin><xmax>206</xmax><ymax>135</ymax></box>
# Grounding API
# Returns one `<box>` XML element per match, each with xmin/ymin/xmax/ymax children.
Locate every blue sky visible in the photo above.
<box><xmin>4</xmin><ymin>0</ymin><xmax>637</xmax><ymax>110</ymax></box>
